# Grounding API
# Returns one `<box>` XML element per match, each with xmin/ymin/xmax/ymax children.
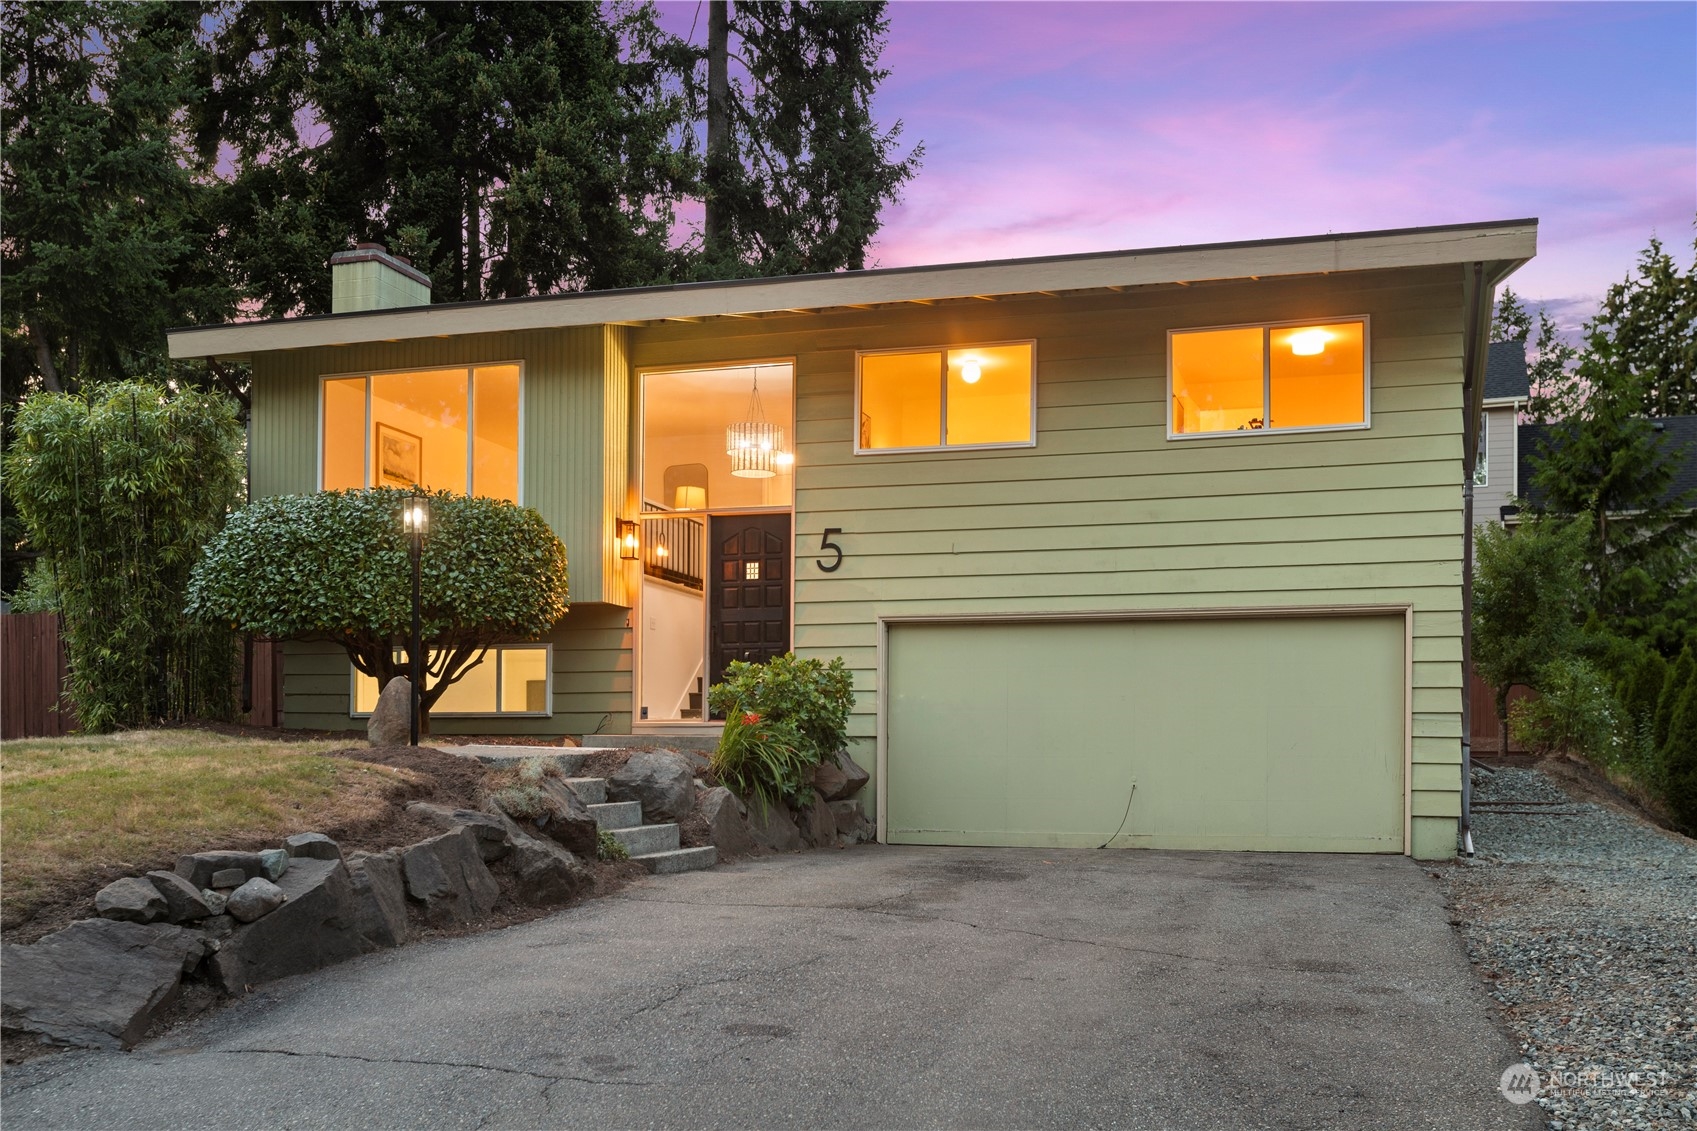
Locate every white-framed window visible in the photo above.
<box><xmin>1473</xmin><ymin>413</ymin><xmax>1489</xmax><ymax>486</ymax></box>
<box><xmin>351</xmin><ymin>645</ymin><xmax>552</xmax><ymax>717</ymax></box>
<box><xmin>855</xmin><ymin>340</ymin><xmax>1036</xmax><ymax>453</ymax></box>
<box><xmin>1167</xmin><ymin>318</ymin><xmax>1369</xmax><ymax>439</ymax></box>
<box><xmin>320</xmin><ymin>363</ymin><xmax>522</xmax><ymax>502</ymax></box>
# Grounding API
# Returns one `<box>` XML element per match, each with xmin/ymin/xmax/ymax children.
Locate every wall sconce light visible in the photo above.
<box><xmin>617</xmin><ymin>518</ymin><xmax>640</xmax><ymax>560</ymax></box>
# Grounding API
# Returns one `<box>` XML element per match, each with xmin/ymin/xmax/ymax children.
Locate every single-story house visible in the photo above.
<box><xmin>167</xmin><ymin>218</ymin><xmax>1538</xmax><ymax>860</ymax></box>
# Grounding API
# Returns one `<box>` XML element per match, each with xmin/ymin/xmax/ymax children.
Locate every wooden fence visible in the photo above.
<box><xmin>1</xmin><ymin>612</ymin><xmax>76</xmax><ymax>739</ymax></box>
<box><xmin>1</xmin><ymin>613</ymin><xmax>284</xmax><ymax>738</ymax></box>
<box><xmin>1468</xmin><ymin>670</ymin><xmax>1533</xmax><ymax>754</ymax></box>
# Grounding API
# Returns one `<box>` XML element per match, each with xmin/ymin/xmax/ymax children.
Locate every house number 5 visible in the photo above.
<box><xmin>817</xmin><ymin>528</ymin><xmax>844</xmax><ymax>572</ymax></box>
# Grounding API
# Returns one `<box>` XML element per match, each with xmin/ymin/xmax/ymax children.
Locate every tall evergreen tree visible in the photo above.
<box><xmin>1590</xmin><ymin>235</ymin><xmax>1697</xmax><ymax>418</ymax></box>
<box><xmin>2</xmin><ymin>1</ymin><xmax>235</xmax><ymax>392</ymax></box>
<box><xmin>697</xmin><ymin>0</ymin><xmax>921</xmax><ymax>279</ymax></box>
<box><xmin>1491</xmin><ymin>287</ymin><xmax>1532</xmax><ymax>342</ymax></box>
<box><xmin>197</xmin><ymin>1</ymin><xmax>698</xmax><ymax>313</ymax></box>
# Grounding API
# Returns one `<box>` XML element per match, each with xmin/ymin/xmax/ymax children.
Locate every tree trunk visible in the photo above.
<box><xmin>29</xmin><ymin>322</ymin><xmax>63</xmax><ymax>393</ymax></box>
<box><xmin>704</xmin><ymin>0</ymin><xmax>732</xmax><ymax>266</ymax></box>
<box><xmin>465</xmin><ymin>181</ymin><xmax>482</xmax><ymax>302</ymax></box>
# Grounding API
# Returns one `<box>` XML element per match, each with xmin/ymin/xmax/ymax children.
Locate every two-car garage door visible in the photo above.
<box><xmin>884</xmin><ymin>615</ymin><xmax>1406</xmax><ymax>853</ymax></box>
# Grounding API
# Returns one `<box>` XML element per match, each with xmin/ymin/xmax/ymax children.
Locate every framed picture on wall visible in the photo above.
<box><xmin>376</xmin><ymin>423</ymin><xmax>422</xmax><ymax>488</ymax></box>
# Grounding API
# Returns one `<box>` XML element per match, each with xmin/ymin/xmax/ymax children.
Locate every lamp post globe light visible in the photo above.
<box><xmin>402</xmin><ymin>491</ymin><xmax>431</xmax><ymax>747</ymax></box>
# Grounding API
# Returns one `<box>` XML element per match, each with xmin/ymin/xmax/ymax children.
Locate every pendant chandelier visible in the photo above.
<box><xmin>726</xmin><ymin>369</ymin><xmax>786</xmax><ymax>478</ymax></box>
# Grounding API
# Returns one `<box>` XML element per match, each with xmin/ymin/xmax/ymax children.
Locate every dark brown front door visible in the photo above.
<box><xmin>709</xmin><ymin>514</ymin><xmax>791</xmax><ymax>697</ymax></box>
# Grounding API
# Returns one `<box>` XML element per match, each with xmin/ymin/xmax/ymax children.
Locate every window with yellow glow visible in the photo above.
<box><xmin>320</xmin><ymin>364</ymin><xmax>520</xmax><ymax>500</ymax></box>
<box><xmin>857</xmin><ymin>342</ymin><xmax>1034</xmax><ymax>451</ymax></box>
<box><xmin>1169</xmin><ymin>321</ymin><xmax>1367</xmax><ymax>437</ymax></box>
<box><xmin>352</xmin><ymin>645</ymin><xmax>550</xmax><ymax>716</ymax></box>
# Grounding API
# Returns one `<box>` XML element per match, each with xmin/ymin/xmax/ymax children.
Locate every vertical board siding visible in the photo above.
<box><xmin>0</xmin><ymin>612</ymin><xmax>76</xmax><ymax>738</ymax></box>
<box><xmin>250</xmin><ymin>327</ymin><xmax>634</xmax><ymax>732</ymax></box>
<box><xmin>631</xmin><ymin>266</ymin><xmax>1469</xmax><ymax>851</ymax></box>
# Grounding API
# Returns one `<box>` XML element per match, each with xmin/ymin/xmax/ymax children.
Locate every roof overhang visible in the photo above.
<box><xmin>168</xmin><ymin>218</ymin><xmax>1538</xmax><ymax>360</ymax></box>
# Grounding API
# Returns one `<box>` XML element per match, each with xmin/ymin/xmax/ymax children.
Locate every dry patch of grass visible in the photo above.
<box><xmin>1</xmin><ymin>730</ymin><xmax>420</xmax><ymax>932</ymax></box>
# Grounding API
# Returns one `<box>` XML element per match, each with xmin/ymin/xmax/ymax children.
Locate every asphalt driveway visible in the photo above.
<box><xmin>3</xmin><ymin>846</ymin><xmax>1537</xmax><ymax>1130</ymax></box>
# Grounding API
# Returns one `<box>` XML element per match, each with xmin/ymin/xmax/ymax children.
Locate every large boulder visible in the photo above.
<box><xmin>606</xmin><ymin>751</ymin><xmax>696</xmax><ymax>822</ymax></box>
<box><xmin>399</xmin><ymin>827</ymin><xmax>500</xmax><ymax>926</ymax></box>
<box><xmin>797</xmin><ymin>798</ymin><xmax>837</xmax><ymax>849</ymax></box>
<box><xmin>345</xmin><ymin>850</ymin><xmax>409</xmax><ymax>950</ymax></box>
<box><xmin>829</xmin><ymin>799</ymin><xmax>875</xmax><ymax>845</ymax></box>
<box><xmin>367</xmin><ymin>675</ymin><xmax>413</xmax><ymax>747</ymax></box>
<box><xmin>746</xmin><ymin>799</ymin><xmax>802</xmax><ymax>853</ymax></box>
<box><xmin>502</xmin><ymin>834</ymin><xmax>593</xmax><ymax>907</ymax></box>
<box><xmin>145</xmin><ymin>871</ymin><xmax>215</xmax><ymax>923</ymax></box>
<box><xmin>812</xmin><ymin>751</ymin><xmax>870</xmax><ymax>802</ymax></box>
<box><xmin>94</xmin><ymin>876</ymin><xmax>169</xmax><ymax>924</ymax></box>
<box><xmin>407</xmin><ymin>802</ymin><xmax>513</xmax><ymax>862</ymax></box>
<box><xmin>226</xmin><ymin>877</ymin><xmax>286</xmax><ymax>923</ymax></box>
<box><xmin>208</xmin><ymin>857</ymin><xmax>368</xmax><ymax>993</ymax></box>
<box><xmin>698</xmin><ymin>787</ymin><xmax>758</xmax><ymax>856</ymax></box>
<box><xmin>174</xmin><ymin>850</ymin><xmax>267</xmax><ymax>890</ymax></box>
<box><xmin>484</xmin><ymin>777</ymin><xmax>597</xmax><ymax>860</ymax></box>
<box><xmin>1</xmin><ymin>919</ymin><xmax>212</xmax><ymax>1050</ymax></box>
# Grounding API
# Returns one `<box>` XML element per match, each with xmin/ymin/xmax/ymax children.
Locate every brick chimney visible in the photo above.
<box><xmin>329</xmin><ymin>243</ymin><xmax>433</xmax><ymax>313</ymax></box>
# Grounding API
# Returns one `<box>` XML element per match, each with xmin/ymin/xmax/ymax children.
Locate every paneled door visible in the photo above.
<box><xmin>709</xmin><ymin>514</ymin><xmax>792</xmax><ymax>701</ymax></box>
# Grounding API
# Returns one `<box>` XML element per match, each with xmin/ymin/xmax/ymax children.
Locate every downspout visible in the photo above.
<box><xmin>1459</xmin><ymin>263</ymin><xmax>1486</xmax><ymax>858</ymax></box>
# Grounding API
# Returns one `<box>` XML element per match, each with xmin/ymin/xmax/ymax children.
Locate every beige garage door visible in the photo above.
<box><xmin>885</xmin><ymin>615</ymin><xmax>1405</xmax><ymax>852</ymax></box>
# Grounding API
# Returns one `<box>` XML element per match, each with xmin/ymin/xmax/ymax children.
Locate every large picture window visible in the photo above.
<box><xmin>321</xmin><ymin>364</ymin><xmax>520</xmax><ymax>501</ymax></box>
<box><xmin>1169</xmin><ymin>320</ymin><xmax>1367</xmax><ymax>437</ymax></box>
<box><xmin>856</xmin><ymin>341</ymin><xmax>1035</xmax><ymax>452</ymax></box>
<box><xmin>352</xmin><ymin>646</ymin><xmax>551</xmax><ymax>717</ymax></box>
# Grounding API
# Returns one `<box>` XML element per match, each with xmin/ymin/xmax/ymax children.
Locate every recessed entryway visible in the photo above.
<box><xmin>636</xmin><ymin>364</ymin><xmax>794</xmax><ymax>724</ymax></box>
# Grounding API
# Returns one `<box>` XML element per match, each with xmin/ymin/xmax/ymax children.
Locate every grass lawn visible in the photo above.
<box><xmin>1</xmin><ymin>730</ymin><xmax>419</xmax><ymax>933</ymax></box>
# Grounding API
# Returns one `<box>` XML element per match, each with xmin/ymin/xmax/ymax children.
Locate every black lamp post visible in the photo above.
<box><xmin>402</xmin><ymin>492</ymin><xmax>431</xmax><ymax>746</ymax></box>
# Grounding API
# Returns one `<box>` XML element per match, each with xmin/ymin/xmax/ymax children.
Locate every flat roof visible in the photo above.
<box><xmin>168</xmin><ymin>218</ymin><xmax>1537</xmax><ymax>359</ymax></box>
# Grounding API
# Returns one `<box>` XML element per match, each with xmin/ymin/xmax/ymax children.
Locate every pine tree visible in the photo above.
<box><xmin>1491</xmin><ymin>287</ymin><xmax>1532</xmax><ymax>343</ymax></box>
<box><xmin>1</xmin><ymin>1</ymin><xmax>235</xmax><ymax>392</ymax></box>
<box><xmin>1590</xmin><ymin>236</ymin><xmax>1697</xmax><ymax>418</ymax></box>
<box><xmin>198</xmin><ymin>2</ymin><xmax>697</xmax><ymax>312</ymax></box>
<box><xmin>697</xmin><ymin>0</ymin><xmax>922</xmax><ymax>279</ymax></box>
<box><xmin>1654</xmin><ymin>645</ymin><xmax>1695</xmax><ymax>754</ymax></box>
<box><xmin>1661</xmin><ymin>660</ymin><xmax>1697</xmax><ymax>832</ymax></box>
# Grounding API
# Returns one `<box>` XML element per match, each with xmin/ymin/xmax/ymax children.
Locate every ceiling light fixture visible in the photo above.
<box><xmin>960</xmin><ymin>358</ymin><xmax>982</xmax><ymax>384</ymax></box>
<box><xmin>726</xmin><ymin>369</ymin><xmax>785</xmax><ymax>479</ymax></box>
<box><xmin>1288</xmin><ymin>329</ymin><xmax>1329</xmax><ymax>356</ymax></box>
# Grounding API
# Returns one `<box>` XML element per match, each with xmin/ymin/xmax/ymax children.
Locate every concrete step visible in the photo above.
<box><xmin>610</xmin><ymin>823</ymin><xmax>679</xmax><ymax>856</ymax></box>
<box><xmin>447</xmin><ymin>745</ymin><xmax>588</xmax><ymax>774</ymax></box>
<box><xmin>586</xmin><ymin>733</ymin><xmax>720</xmax><ymax>753</ymax></box>
<box><xmin>633</xmin><ymin>846</ymin><xmax>718</xmax><ymax>875</ymax></box>
<box><xmin>588</xmin><ymin>801</ymin><xmax>642</xmax><ymax>831</ymax></box>
<box><xmin>563</xmin><ymin>777</ymin><xmax>607</xmax><ymax>805</ymax></box>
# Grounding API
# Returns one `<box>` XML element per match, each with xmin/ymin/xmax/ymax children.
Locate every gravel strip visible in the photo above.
<box><xmin>1445</xmin><ymin>765</ymin><xmax>1697</xmax><ymax>1130</ymax></box>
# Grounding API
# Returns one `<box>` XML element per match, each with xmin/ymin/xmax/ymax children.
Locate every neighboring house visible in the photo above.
<box><xmin>1473</xmin><ymin>339</ymin><xmax>1529</xmax><ymax>534</ymax></box>
<box><xmin>1516</xmin><ymin>415</ymin><xmax>1697</xmax><ymax>511</ymax></box>
<box><xmin>167</xmin><ymin>219</ymin><xmax>1537</xmax><ymax>860</ymax></box>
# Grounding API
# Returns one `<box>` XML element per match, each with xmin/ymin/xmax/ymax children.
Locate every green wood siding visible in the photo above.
<box><xmin>631</xmin><ymin>265</ymin><xmax>1469</xmax><ymax>857</ymax></box>
<box><xmin>251</xmin><ymin>328</ymin><xmax>634</xmax><ymax>733</ymax></box>
<box><xmin>280</xmin><ymin>603</ymin><xmax>632</xmax><ymax>736</ymax></box>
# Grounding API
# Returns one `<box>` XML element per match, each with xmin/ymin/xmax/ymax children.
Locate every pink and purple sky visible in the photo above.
<box><xmin>662</xmin><ymin>0</ymin><xmax>1695</xmax><ymax>328</ymax></box>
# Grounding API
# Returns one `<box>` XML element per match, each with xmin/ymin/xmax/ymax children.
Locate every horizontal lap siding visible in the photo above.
<box><xmin>253</xmin><ymin>329</ymin><xmax>634</xmax><ymax>733</ymax></box>
<box><xmin>631</xmin><ymin>266</ymin><xmax>1468</xmax><ymax>855</ymax></box>
<box><xmin>280</xmin><ymin>604</ymin><xmax>632</xmax><ymax>736</ymax></box>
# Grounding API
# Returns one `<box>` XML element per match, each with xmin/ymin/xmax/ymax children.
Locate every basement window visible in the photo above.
<box><xmin>856</xmin><ymin>341</ymin><xmax>1035</xmax><ymax>452</ymax></box>
<box><xmin>1168</xmin><ymin>319</ymin><xmax>1368</xmax><ymax>438</ymax></box>
<box><xmin>351</xmin><ymin>645</ymin><xmax>551</xmax><ymax>717</ymax></box>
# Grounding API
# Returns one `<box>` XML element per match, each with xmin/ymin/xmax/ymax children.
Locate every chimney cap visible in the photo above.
<box><xmin>329</xmin><ymin>243</ymin><xmax>430</xmax><ymax>287</ymax></box>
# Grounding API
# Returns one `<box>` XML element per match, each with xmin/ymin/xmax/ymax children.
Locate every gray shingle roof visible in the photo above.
<box><xmin>1517</xmin><ymin>415</ymin><xmax>1697</xmax><ymax>510</ymax></box>
<box><xmin>1485</xmin><ymin>339</ymin><xmax>1530</xmax><ymax>401</ymax></box>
